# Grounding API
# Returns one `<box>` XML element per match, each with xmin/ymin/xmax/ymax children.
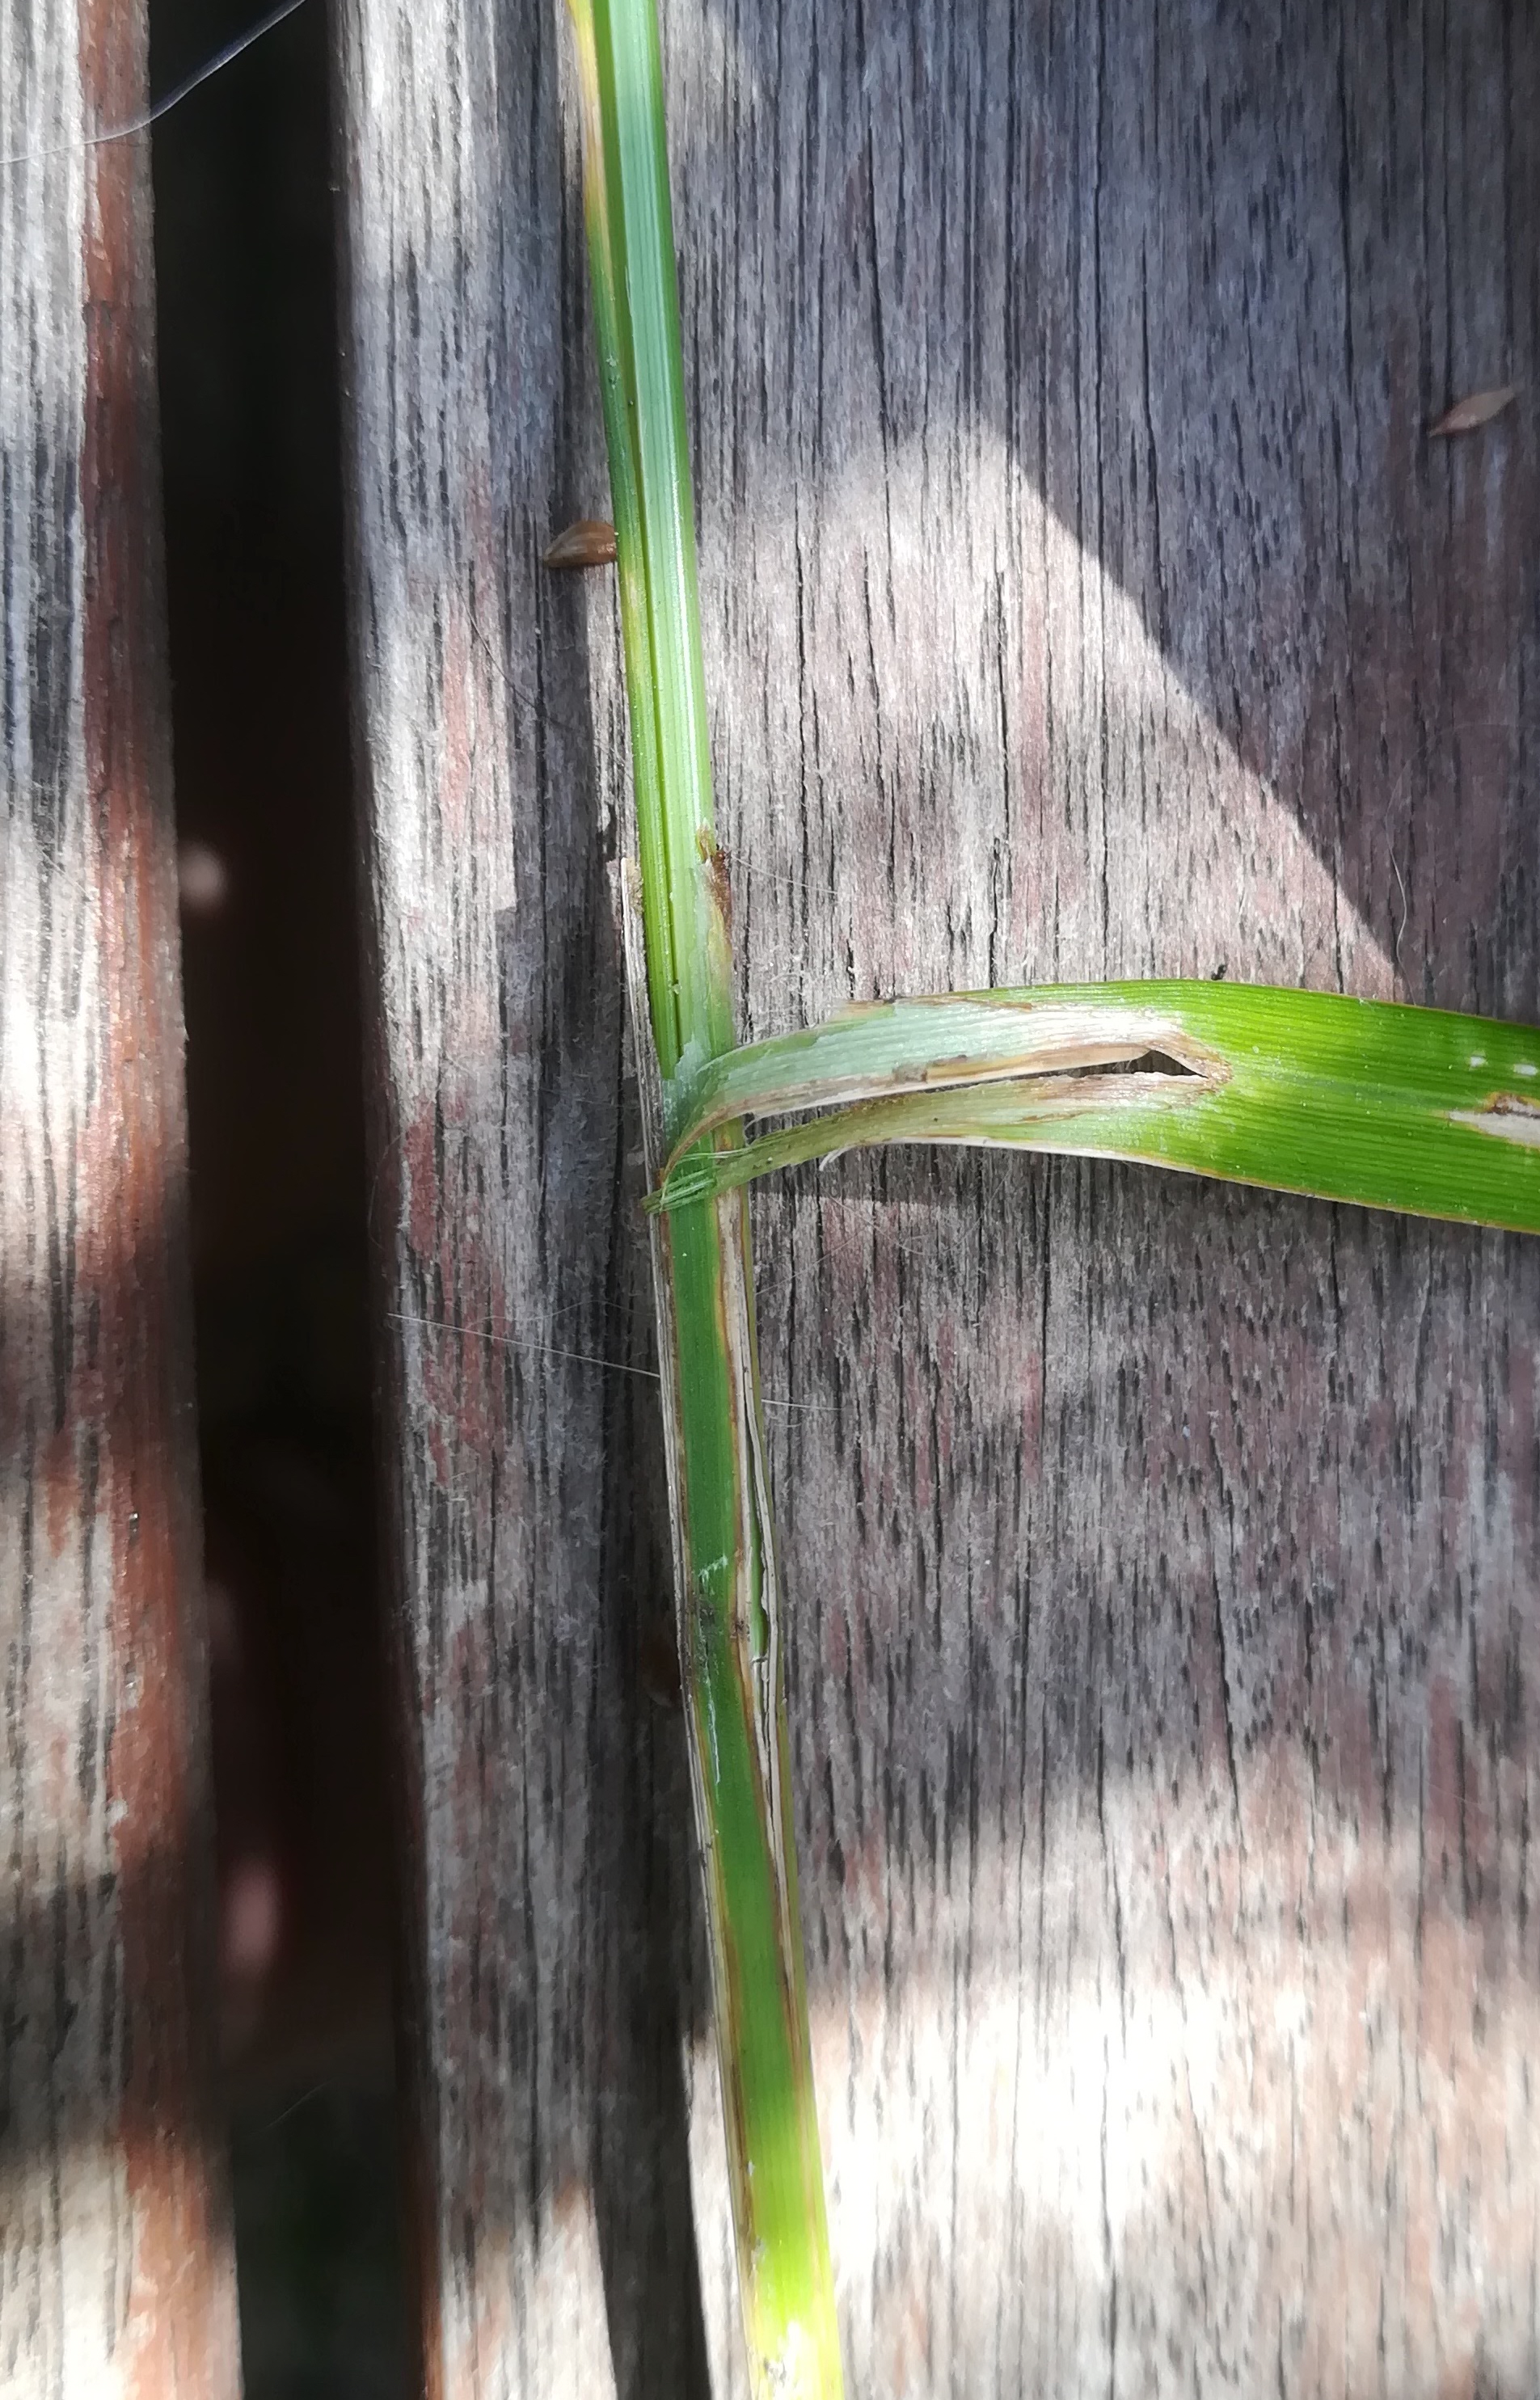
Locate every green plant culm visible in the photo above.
<box><xmin>565</xmin><ymin>0</ymin><xmax>1540</xmax><ymax>2389</ymax></box>
<box><xmin>567</xmin><ymin>0</ymin><xmax>842</xmax><ymax>2391</ymax></box>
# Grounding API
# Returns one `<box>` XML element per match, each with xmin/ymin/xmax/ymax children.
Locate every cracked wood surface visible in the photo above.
<box><xmin>335</xmin><ymin>1</ymin><xmax>1540</xmax><ymax>2391</ymax></box>
<box><xmin>0</xmin><ymin>2</ymin><xmax>241</xmax><ymax>2394</ymax></box>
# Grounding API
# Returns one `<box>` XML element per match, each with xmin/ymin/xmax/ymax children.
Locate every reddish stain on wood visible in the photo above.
<box><xmin>78</xmin><ymin>0</ymin><xmax>239</xmax><ymax>2374</ymax></box>
<box><xmin>0</xmin><ymin>0</ymin><xmax>238</xmax><ymax>2389</ymax></box>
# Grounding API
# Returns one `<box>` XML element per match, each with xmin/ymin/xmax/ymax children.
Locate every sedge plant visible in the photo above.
<box><xmin>566</xmin><ymin>0</ymin><xmax>1540</xmax><ymax>2389</ymax></box>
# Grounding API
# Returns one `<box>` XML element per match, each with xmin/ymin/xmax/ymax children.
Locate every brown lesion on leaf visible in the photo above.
<box><xmin>1450</xmin><ymin>1092</ymin><xmax>1540</xmax><ymax>1148</ymax></box>
<box><xmin>696</xmin><ymin>827</ymin><xmax>732</xmax><ymax>943</ymax></box>
<box><xmin>662</xmin><ymin>1022</ymin><xmax>1229</xmax><ymax>1178</ymax></box>
<box><xmin>911</xmin><ymin>1036</ymin><xmax>1216</xmax><ymax>1087</ymax></box>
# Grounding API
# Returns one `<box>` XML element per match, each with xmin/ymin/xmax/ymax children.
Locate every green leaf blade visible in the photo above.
<box><xmin>652</xmin><ymin>983</ymin><xmax>1540</xmax><ymax>1234</ymax></box>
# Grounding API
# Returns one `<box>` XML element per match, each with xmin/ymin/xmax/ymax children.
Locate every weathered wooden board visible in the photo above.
<box><xmin>331</xmin><ymin>1</ymin><xmax>708</xmax><ymax>2389</ymax></box>
<box><xmin>335</xmin><ymin>0</ymin><xmax>1540</xmax><ymax>2391</ymax></box>
<box><xmin>0</xmin><ymin>2</ymin><xmax>242</xmax><ymax>2395</ymax></box>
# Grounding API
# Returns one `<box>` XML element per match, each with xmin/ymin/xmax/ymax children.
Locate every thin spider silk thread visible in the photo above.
<box><xmin>2</xmin><ymin>0</ymin><xmax>311</xmax><ymax>171</ymax></box>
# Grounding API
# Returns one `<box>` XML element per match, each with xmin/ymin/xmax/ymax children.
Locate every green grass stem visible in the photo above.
<box><xmin>568</xmin><ymin>1</ymin><xmax>843</xmax><ymax>2389</ymax></box>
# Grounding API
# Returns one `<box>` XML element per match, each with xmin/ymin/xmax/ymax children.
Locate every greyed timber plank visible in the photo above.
<box><xmin>333</xmin><ymin>0</ymin><xmax>707</xmax><ymax>2392</ymax></box>
<box><xmin>336</xmin><ymin>1</ymin><xmax>1540</xmax><ymax>2392</ymax></box>
<box><xmin>0</xmin><ymin>2</ymin><xmax>242</xmax><ymax>2396</ymax></box>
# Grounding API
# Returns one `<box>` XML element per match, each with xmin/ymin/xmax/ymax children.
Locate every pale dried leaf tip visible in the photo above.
<box><xmin>544</xmin><ymin>517</ymin><xmax>619</xmax><ymax>568</ymax></box>
<box><xmin>1428</xmin><ymin>386</ymin><xmax>1518</xmax><ymax>438</ymax></box>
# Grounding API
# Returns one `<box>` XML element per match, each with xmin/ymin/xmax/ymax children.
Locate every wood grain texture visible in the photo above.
<box><xmin>0</xmin><ymin>4</ymin><xmax>241</xmax><ymax>2394</ymax></box>
<box><xmin>332</xmin><ymin>2</ymin><xmax>708</xmax><ymax>2391</ymax></box>
<box><xmin>335</xmin><ymin>0</ymin><xmax>1540</xmax><ymax>2391</ymax></box>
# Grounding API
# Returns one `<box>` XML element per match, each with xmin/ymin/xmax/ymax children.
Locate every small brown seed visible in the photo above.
<box><xmin>543</xmin><ymin>517</ymin><xmax>619</xmax><ymax>568</ymax></box>
<box><xmin>1428</xmin><ymin>386</ymin><xmax>1518</xmax><ymax>438</ymax></box>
